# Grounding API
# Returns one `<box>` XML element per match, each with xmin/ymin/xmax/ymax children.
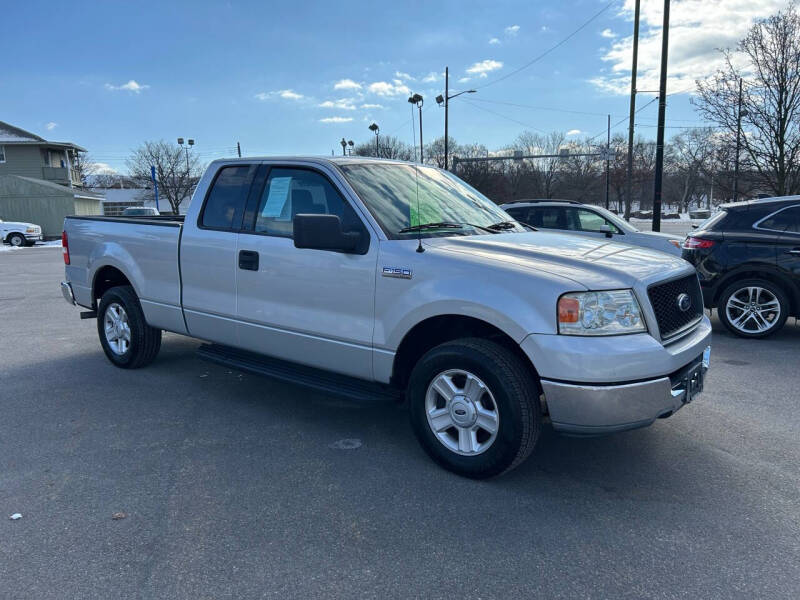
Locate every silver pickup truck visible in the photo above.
<box><xmin>61</xmin><ymin>157</ymin><xmax>711</xmax><ymax>478</ymax></box>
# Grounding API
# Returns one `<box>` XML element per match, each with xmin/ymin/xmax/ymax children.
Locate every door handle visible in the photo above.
<box><xmin>238</xmin><ymin>250</ymin><xmax>259</xmax><ymax>271</ymax></box>
<box><xmin>788</xmin><ymin>248</ymin><xmax>800</xmax><ymax>255</ymax></box>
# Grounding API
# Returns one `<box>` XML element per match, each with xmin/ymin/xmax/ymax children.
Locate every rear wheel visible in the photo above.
<box><xmin>8</xmin><ymin>233</ymin><xmax>25</xmax><ymax>247</ymax></box>
<box><xmin>718</xmin><ymin>278</ymin><xmax>789</xmax><ymax>339</ymax></box>
<box><xmin>97</xmin><ymin>285</ymin><xmax>162</xmax><ymax>368</ymax></box>
<box><xmin>408</xmin><ymin>338</ymin><xmax>541</xmax><ymax>479</ymax></box>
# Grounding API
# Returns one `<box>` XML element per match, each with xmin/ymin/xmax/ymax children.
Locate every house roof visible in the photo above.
<box><xmin>0</xmin><ymin>120</ymin><xmax>87</xmax><ymax>152</ymax></box>
<box><xmin>9</xmin><ymin>175</ymin><xmax>104</xmax><ymax>199</ymax></box>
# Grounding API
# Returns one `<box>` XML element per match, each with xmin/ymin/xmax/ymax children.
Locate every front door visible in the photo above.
<box><xmin>235</xmin><ymin>165</ymin><xmax>378</xmax><ymax>379</ymax></box>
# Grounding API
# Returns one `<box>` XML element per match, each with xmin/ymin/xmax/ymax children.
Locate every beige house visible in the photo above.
<box><xmin>0</xmin><ymin>120</ymin><xmax>103</xmax><ymax>237</ymax></box>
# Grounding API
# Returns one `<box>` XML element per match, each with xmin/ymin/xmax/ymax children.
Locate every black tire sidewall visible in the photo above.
<box><xmin>408</xmin><ymin>339</ymin><xmax>536</xmax><ymax>478</ymax></box>
<box><xmin>97</xmin><ymin>286</ymin><xmax>145</xmax><ymax>367</ymax></box>
<box><xmin>718</xmin><ymin>278</ymin><xmax>789</xmax><ymax>338</ymax></box>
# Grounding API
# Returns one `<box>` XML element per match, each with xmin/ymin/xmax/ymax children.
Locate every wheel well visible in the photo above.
<box><xmin>390</xmin><ymin>315</ymin><xmax>538</xmax><ymax>389</ymax></box>
<box><xmin>93</xmin><ymin>266</ymin><xmax>132</xmax><ymax>307</ymax></box>
<box><xmin>713</xmin><ymin>269</ymin><xmax>799</xmax><ymax>314</ymax></box>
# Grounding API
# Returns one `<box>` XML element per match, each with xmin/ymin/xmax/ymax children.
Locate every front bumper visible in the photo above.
<box><xmin>61</xmin><ymin>281</ymin><xmax>76</xmax><ymax>306</ymax></box>
<box><xmin>25</xmin><ymin>233</ymin><xmax>42</xmax><ymax>241</ymax></box>
<box><xmin>541</xmin><ymin>347</ymin><xmax>709</xmax><ymax>435</ymax></box>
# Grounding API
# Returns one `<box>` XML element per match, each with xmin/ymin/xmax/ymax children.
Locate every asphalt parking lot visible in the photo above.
<box><xmin>1</xmin><ymin>247</ymin><xmax>799</xmax><ymax>599</ymax></box>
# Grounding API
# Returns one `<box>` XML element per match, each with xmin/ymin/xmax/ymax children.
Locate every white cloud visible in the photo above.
<box><xmin>504</xmin><ymin>25</ymin><xmax>520</xmax><ymax>36</ymax></box>
<box><xmin>395</xmin><ymin>71</ymin><xmax>415</xmax><ymax>81</ymax></box>
<box><xmin>422</xmin><ymin>72</ymin><xmax>440</xmax><ymax>83</ymax></box>
<box><xmin>45</xmin><ymin>122</ymin><xmax>57</xmax><ymax>131</ymax></box>
<box><xmin>319</xmin><ymin>116</ymin><xmax>354</xmax><ymax>123</ymax></box>
<box><xmin>93</xmin><ymin>162</ymin><xmax>118</xmax><ymax>175</ymax></box>
<box><xmin>566</xmin><ymin>129</ymin><xmax>583</xmax><ymax>136</ymax></box>
<box><xmin>458</xmin><ymin>77</ymin><xmax>471</xmax><ymax>83</ymax></box>
<box><xmin>591</xmin><ymin>0</ymin><xmax>786</xmax><ymax>95</ymax></box>
<box><xmin>367</xmin><ymin>80</ymin><xmax>411</xmax><ymax>96</ymax></box>
<box><xmin>600</xmin><ymin>28</ymin><xmax>617</xmax><ymax>39</ymax></box>
<box><xmin>104</xmin><ymin>79</ymin><xmax>149</xmax><ymax>93</ymax></box>
<box><xmin>334</xmin><ymin>78</ymin><xmax>362</xmax><ymax>90</ymax></box>
<box><xmin>319</xmin><ymin>99</ymin><xmax>356</xmax><ymax>110</ymax></box>
<box><xmin>466</xmin><ymin>59</ymin><xmax>503</xmax><ymax>78</ymax></box>
<box><xmin>540</xmin><ymin>25</ymin><xmax>549</xmax><ymax>33</ymax></box>
<box><xmin>255</xmin><ymin>89</ymin><xmax>304</xmax><ymax>101</ymax></box>
<box><xmin>489</xmin><ymin>37</ymin><xmax>500</xmax><ymax>45</ymax></box>
<box><xmin>360</xmin><ymin>103</ymin><xmax>385</xmax><ymax>109</ymax></box>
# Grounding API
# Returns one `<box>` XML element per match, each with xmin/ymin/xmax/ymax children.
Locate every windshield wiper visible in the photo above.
<box><xmin>398</xmin><ymin>221</ymin><xmax>498</xmax><ymax>234</ymax></box>
<box><xmin>487</xmin><ymin>220</ymin><xmax>536</xmax><ymax>232</ymax></box>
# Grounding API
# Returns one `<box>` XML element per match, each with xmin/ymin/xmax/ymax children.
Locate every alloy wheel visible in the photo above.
<box><xmin>725</xmin><ymin>286</ymin><xmax>781</xmax><ymax>334</ymax></box>
<box><xmin>104</xmin><ymin>302</ymin><xmax>131</xmax><ymax>355</ymax></box>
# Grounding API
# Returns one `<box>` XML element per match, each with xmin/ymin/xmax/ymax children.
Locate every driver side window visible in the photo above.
<box><xmin>570</xmin><ymin>208</ymin><xmax>619</xmax><ymax>233</ymax></box>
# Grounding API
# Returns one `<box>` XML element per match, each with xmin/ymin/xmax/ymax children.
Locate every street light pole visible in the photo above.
<box><xmin>436</xmin><ymin>72</ymin><xmax>476</xmax><ymax>171</ymax></box>
<box><xmin>408</xmin><ymin>94</ymin><xmax>424</xmax><ymax>162</ymax></box>
<box><xmin>368</xmin><ymin>123</ymin><xmax>379</xmax><ymax>157</ymax></box>
<box><xmin>651</xmin><ymin>0</ymin><xmax>670</xmax><ymax>233</ymax></box>
<box><xmin>625</xmin><ymin>0</ymin><xmax>641</xmax><ymax>221</ymax></box>
<box><xmin>605</xmin><ymin>114</ymin><xmax>611</xmax><ymax>210</ymax></box>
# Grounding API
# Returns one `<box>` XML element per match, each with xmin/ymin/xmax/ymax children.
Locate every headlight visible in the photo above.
<box><xmin>558</xmin><ymin>290</ymin><xmax>646</xmax><ymax>336</ymax></box>
<box><xmin>26</xmin><ymin>227</ymin><xmax>36</xmax><ymax>233</ymax></box>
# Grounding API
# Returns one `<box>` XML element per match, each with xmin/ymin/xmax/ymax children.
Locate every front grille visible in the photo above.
<box><xmin>647</xmin><ymin>274</ymin><xmax>704</xmax><ymax>340</ymax></box>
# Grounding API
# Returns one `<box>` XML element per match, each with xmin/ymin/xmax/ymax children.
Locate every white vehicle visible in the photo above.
<box><xmin>61</xmin><ymin>157</ymin><xmax>711</xmax><ymax>478</ymax></box>
<box><xmin>502</xmin><ymin>200</ymin><xmax>684</xmax><ymax>255</ymax></box>
<box><xmin>1</xmin><ymin>218</ymin><xmax>42</xmax><ymax>246</ymax></box>
<box><xmin>122</xmin><ymin>206</ymin><xmax>160</xmax><ymax>216</ymax></box>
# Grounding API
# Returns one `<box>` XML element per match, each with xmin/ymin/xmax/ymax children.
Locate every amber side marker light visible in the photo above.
<box><xmin>558</xmin><ymin>296</ymin><xmax>580</xmax><ymax>324</ymax></box>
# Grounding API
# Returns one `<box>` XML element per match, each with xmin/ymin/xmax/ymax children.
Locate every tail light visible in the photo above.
<box><xmin>682</xmin><ymin>237</ymin><xmax>715</xmax><ymax>249</ymax></box>
<box><xmin>62</xmin><ymin>230</ymin><xmax>70</xmax><ymax>265</ymax></box>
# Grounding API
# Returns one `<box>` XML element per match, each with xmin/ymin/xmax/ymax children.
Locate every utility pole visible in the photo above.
<box><xmin>625</xmin><ymin>0</ymin><xmax>641</xmax><ymax>221</ymax></box>
<box><xmin>237</xmin><ymin>141</ymin><xmax>241</xmax><ymax>158</ymax></box>
<box><xmin>444</xmin><ymin>67</ymin><xmax>449</xmax><ymax>170</ymax></box>
<box><xmin>605</xmin><ymin>113</ymin><xmax>611</xmax><ymax>210</ymax></box>
<box><xmin>651</xmin><ymin>0</ymin><xmax>670</xmax><ymax>233</ymax></box>
<box><xmin>733</xmin><ymin>77</ymin><xmax>744</xmax><ymax>202</ymax></box>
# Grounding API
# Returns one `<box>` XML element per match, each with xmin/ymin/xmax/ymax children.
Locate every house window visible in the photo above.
<box><xmin>0</xmin><ymin>146</ymin><xmax>5</xmax><ymax>163</ymax></box>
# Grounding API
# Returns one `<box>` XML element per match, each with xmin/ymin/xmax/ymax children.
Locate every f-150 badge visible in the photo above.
<box><xmin>382</xmin><ymin>266</ymin><xmax>412</xmax><ymax>279</ymax></box>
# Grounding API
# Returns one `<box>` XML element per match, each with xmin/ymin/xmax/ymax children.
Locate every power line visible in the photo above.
<box><xmin>475</xmin><ymin>1</ymin><xmax>615</xmax><ymax>90</ymax></box>
<box><xmin>468</xmin><ymin>97</ymin><xmax>621</xmax><ymax>118</ymax></box>
<box><xmin>460</xmin><ymin>98</ymin><xmax>547</xmax><ymax>133</ymax></box>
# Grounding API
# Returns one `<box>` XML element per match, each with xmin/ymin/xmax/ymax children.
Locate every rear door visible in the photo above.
<box><xmin>181</xmin><ymin>163</ymin><xmax>258</xmax><ymax>345</ymax></box>
<box><xmin>235</xmin><ymin>164</ymin><xmax>377</xmax><ymax>379</ymax></box>
<box><xmin>759</xmin><ymin>205</ymin><xmax>800</xmax><ymax>300</ymax></box>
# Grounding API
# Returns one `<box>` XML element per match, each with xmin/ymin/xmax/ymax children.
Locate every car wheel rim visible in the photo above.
<box><xmin>725</xmin><ymin>286</ymin><xmax>781</xmax><ymax>334</ymax></box>
<box><xmin>425</xmin><ymin>369</ymin><xmax>499</xmax><ymax>456</ymax></box>
<box><xmin>10</xmin><ymin>236</ymin><xmax>23</xmax><ymax>246</ymax></box>
<box><xmin>104</xmin><ymin>302</ymin><xmax>131</xmax><ymax>355</ymax></box>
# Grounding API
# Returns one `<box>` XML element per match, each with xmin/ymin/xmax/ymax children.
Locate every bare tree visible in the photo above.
<box><xmin>353</xmin><ymin>135</ymin><xmax>413</xmax><ymax>161</ymax></box>
<box><xmin>512</xmin><ymin>131</ymin><xmax>566</xmax><ymax>198</ymax></box>
<box><xmin>72</xmin><ymin>152</ymin><xmax>99</xmax><ymax>188</ymax></box>
<box><xmin>665</xmin><ymin>128</ymin><xmax>716</xmax><ymax>211</ymax></box>
<box><xmin>694</xmin><ymin>4</ymin><xmax>800</xmax><ymax>196</ymax></box>
<box><xmin>126</xmin><ymin>140</ymin><xmax>203</xmax><ymax>214</ymax></box>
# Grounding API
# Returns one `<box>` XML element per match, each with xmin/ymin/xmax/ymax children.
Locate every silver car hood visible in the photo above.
<box><xmin>425</xmin><ymin>231</ymin><xmax>691</xmax><ymax>290</ymax></box>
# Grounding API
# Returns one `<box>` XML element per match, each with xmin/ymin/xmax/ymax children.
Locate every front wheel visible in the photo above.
<box><xmin>408</xmin><ymin>338</ymin><xmax>541</xmax><ymax>479</ymax></box>
<box><xmin>8</xmin><ymin>233</ymin><xmax>25</xmax><ymax>247</ymax></box>
<box><xmin>97</xmin><ymin>285</ymin><xmax>162</xmax><ymax>368</ymax></box>
<box><xmin>718</xmin><ymin>278</ymin><xmax>789</xmax><ymax>339</ymax></box>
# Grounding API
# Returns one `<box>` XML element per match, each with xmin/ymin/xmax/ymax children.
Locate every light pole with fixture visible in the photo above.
<box><xmin>368</xmin><ymin>123</ymin><xmax>380</xmax><ymax>157</ymax></box>
<box><xmin>177</xmin><ymin>137</ymin><xmax>195</xmax><ymax>177</ymax></box>
<box><xmin>347</xmin><ymin>140</ymin><xmax>354</xmax><ymax>156</ymax></box>
<box><xmin>436</xmin><ymin>67</ymin><xmax>475</xmax><ymax>170</ymax></box>
<box><xmin>733</xmin><ymin>77</ymin><xmax>748</xmax><ymax>202</ymax></box>
<box><xmin>408</xmin><ymin>93</ymin><xmax>424</xmax><ymax>162</ymax></box>
<box><xmin>340</xmin><ymin>138</ymin><xmax>347</xmax><ymax>156</ymax></box>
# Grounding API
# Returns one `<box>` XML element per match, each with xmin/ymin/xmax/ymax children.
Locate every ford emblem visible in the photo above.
<box><xmin>676</xmin><ymin>293</ymin><xmax>691</xmax><ymax>312</ymax></box>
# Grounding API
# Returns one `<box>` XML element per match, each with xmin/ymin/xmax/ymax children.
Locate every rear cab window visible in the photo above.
<box><xmin>200</xmin><ymin>164</ymin><xmax>258</xmax><ymax>230</ymax></box>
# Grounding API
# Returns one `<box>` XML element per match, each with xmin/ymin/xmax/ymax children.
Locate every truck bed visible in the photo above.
<box><xmin>63</xmin><ymin>214</ymin><xmax>186</xmax><ymax>334</ymax></box>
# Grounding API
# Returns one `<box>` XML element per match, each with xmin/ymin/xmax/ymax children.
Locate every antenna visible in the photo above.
<box><xmin>410</xmin><ymin>103</ymin><xmax>424</xmax><ymax>252</ymax></box>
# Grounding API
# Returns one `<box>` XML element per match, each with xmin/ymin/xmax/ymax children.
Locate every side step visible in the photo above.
<box><xmin>196</xmin><ymin>344</ymin><xmax>403</xmax><ymax>403</ymax></box>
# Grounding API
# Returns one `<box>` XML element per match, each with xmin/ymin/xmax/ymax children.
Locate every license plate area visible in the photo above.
<box><xmin>683</xmin><ymin>363</ymin><xmax>704</xmax><ymax>404</ymax></box>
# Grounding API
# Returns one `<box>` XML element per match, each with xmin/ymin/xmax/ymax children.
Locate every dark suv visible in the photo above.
<box><xmin>681</xmin><ymin>197</ymin><xmax>800</xmax><ymax>338</ymax></box>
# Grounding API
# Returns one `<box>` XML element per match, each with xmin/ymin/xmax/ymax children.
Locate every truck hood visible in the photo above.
<box><xmin>425</xmin><ymin>231</ymin><xmax>691</xmax><ymax>290</ymax></box>
<box><xmin>1</xmin><ymin>221</ymin><xmax>39</xmax><ymax>229</ymax></box>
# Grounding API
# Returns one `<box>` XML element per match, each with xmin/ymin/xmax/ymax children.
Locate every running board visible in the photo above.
<box><xmin>196</xmin><ymin>344</ymin><xmax>402</xmax><ymax>402</ymax></box>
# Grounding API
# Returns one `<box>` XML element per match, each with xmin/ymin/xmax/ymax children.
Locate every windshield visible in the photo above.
<box><xmin>339</xmin><ymin>163</ymin><xmax>526</xmax><ymax>239</ymax></box>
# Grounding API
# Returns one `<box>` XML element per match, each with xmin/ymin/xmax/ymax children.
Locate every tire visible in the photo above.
<box><xmin>8</xmin><ymin>233</ymin><xmax>25</xmax><ymax>247</ymax></box>
<box><xmin>717</xmin><ymin>278</ymin><xmax>789</xmax><ymax>339</ymax></box>
<box><xmin>407</xmin><ymin>337</ymin><xmax>541</xmax><ymax>479</ymax></box>
<box><xmin>97</xmin><ymin>285</ymin><xmax>162</xmax><ymax>368</ymax></box>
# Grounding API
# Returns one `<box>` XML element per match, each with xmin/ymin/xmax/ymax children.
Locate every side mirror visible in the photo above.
<box><xmin>600</xmin><ymin>223</ymin><xmax>613</xmax><ymax>238</ymax></box>
<box><xmin>293</xmin><ymin>214</ymin><xmax>363</xmax><ymax>253</ymax></box>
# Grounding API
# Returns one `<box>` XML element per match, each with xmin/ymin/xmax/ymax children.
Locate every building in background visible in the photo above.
<box><xmin>0</xmin><ymin>120</ymin><xmax>103</xmax><ymax>237</ymax></box>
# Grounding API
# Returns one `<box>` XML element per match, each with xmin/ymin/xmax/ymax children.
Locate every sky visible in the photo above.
<box><xmin>2</xmin><ymin>0</ymin><xmax>789</xmax><ymax>174</ymax></box>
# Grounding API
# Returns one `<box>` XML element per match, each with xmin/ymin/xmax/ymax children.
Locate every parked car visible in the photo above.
<box><xmin>682</xmin><ymin>196</ymin><xmax>800</xmax><ymax>338</ymax></box>
<box><xmin>1</xmin><ymin>218</ymin><xmax>42</xmax><ymax>246</ymax></box>
<box><xmin>61</xmin><ymin>157</ymin><xmax>711</xmax><ymax>478</ymax></box>
<box><xmin>501</xmin><ymin>200</ymin><xmax>684</xmax><ymax>255</ymax></box>
<box><xmin>122</xmin><ymin>206</ymin><xmax>160</xmax><ymax>216</ymax></box>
